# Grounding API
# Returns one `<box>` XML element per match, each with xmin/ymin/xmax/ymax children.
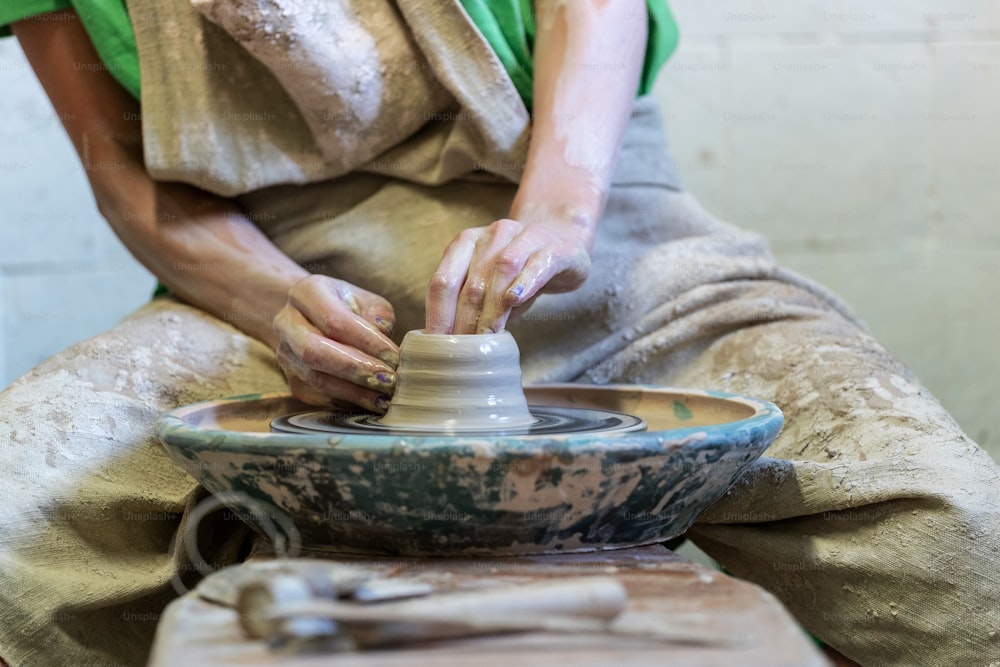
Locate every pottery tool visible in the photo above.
<box><xmin>235</xmin><ymin>575</ymin><xmax>744</xmax><ymax>650</ymax></box>
<box><xmin>234</xmin><ymin>568</ymin><xmax>432</xmax><ymax>642</ymax></box>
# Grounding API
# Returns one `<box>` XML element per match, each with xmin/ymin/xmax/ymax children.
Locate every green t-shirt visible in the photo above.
<box><xmin>1</xmin><ymin>1</ymin><xmax>140</xmax><ymax>98</ymax></box>
<box><xmin>1</xmin><ymin>0</ymin><xmax>678</xmax><ymax>107</ymax></box>
<box><xmin>453</xmin><ymin>0</ymin><xmax>677</xmax><ymax>107</ymax></box>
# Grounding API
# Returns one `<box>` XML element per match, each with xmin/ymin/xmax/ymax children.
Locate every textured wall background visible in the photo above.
<box><xmin>651</xmin><ymin>0</ymin><xmax>999</xmax><ymax>461</ymax></box>
<box><xmin>1</xmin><ymin>2</ymin><xmax>997</xmax><ymax>460</ymax></box>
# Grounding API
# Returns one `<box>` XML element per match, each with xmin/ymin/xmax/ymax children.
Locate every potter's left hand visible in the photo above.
<box><xmin>424</xmin><ymin>214</ymin><xmax>594</xmax><ymax>335</ymax></box>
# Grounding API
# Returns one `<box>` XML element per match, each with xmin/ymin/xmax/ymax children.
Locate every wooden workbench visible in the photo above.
<box><xmin>148</xmin><ymin>545</ymin><xmax>829</xmax><ymax>667</ymax></box>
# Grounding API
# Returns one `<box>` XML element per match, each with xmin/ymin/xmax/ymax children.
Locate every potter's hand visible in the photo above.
<box><xmin>424</xmin><ymin>215</ymin><xmax>593</xmax><ymax>335</ymax></box>
<box><xmin>274</xmin><ymin>275</ymin><xmax>399</xmax><ymax>412</ymax></box>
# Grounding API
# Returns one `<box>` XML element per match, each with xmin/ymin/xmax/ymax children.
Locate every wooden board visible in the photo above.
<box><xmin>148</xmin><ymin>546</ymin><xmax>828</xmax><ymax>667</ymax></box>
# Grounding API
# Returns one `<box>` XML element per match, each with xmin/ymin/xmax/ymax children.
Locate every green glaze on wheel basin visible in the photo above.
<box><xmin>155</xmin><ymin>384</ymin><xmax>783</xmax><ymax>556</ymax></box>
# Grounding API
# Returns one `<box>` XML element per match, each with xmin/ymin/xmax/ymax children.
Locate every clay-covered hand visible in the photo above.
<box><xmin>274</xmin><ymin>275</ymin><xmax>399</xmax><ymax>412</ymax></box>
<box><xmin>425</xmin><ymin>215</ymin><xmax>594</xmax><ymax>335</ymax></box>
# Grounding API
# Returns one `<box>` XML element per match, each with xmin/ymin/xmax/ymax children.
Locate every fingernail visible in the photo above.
<box><xmin>374</xmin><ymin>395</ymin><xmax>390</xmax><ymax>413</ymax></box>
<box><xmin>510</xmin><ymin>284</ymin><xmax>525</xmax><ymax>297</ymax></box>
<box><xmin>374</xmin><ymin>316</ymin><xmax>393</xmax><ymax>334</ymax></box>
<box><xmin>378</xmin><ymin>349</ymin><xmax>400</xmax><ymax>368</ymax></box>
<box><xmin>365</xmin><ymin>372</ymin><xmax>395</xmax><ymax>391</ymax></box>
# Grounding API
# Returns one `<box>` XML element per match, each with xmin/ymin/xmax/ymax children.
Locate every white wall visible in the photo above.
<box><xmin>652</xmin><ymin>0</ymin><xmax>1000</xmax><ymax>461</ymax></box>
<box><xmin>1</xmin><ymin>5</ymin><xmax>997</xmax><ymax>461</ymax></box>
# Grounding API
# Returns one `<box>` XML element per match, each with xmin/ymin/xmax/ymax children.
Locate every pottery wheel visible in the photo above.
<box><xmin>270</xmin><ymin>406</ymin><xmax>647</xmax><ymax>437</ymax></box>
<box><xmin>158</xmin><ymin>386</ymin><xmax>783</xmax><ymax>555</ymax></box>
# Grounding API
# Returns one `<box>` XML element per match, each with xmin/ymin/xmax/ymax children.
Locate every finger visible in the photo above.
<box><xmin>452</xmin><ymin>276</ymin><xmax>487</xmax><ymax>335</ymax></box>
<box><xmin>279</xmin><ymin>308</ymin><xmax>397</xmax><ymax>394</ymax></box>
<box><xmin>287</xmin><ymin>376</ymin><xmax>333</xmax><ymax>407</ymax></box>
<box><xmin>453</xmin><ymin>220</ymin><xmax>522</xmax><ymax>334</ymax></box>
<box><xmin>508</xmin><ymin>247</ymin><xmax>576</xmax><ymax>301</ymax></box>
<box><xmin>425</xmin><ymin>228</ymin><xmax>480</xmax><ymax>334</ymax></box>
<box><xmin>364</xmin><ymin>308</ymin><xmax>394</xmax><ymax>337</ymax></box>
<box><xmin>290</xmin><ymin>276</ymin><xmax>399</xmax><ymax>367</ymax></box>
<box><xmin>476</xmin><ymin>237</ymin><xmax>535</xmax><ymax>334</ymax></box>
<box><xmin>475</xmin><ymin>249</ymin><xmax>566</xmax><ymax>334</ymax></box>
<box><xmin>279</xmin><ymin>345</ymin><xmax>392</xmax><ymax>413</ymax></box>
<box><xmin>352</xmin><ymin>284</ymin><xmax>396</xmax><ymax>338</ymax></box>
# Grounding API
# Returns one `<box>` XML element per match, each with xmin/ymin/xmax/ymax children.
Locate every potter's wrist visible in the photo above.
<box><xmin>512</xmin><ymin>168</ymin><xmax>605</xmax><ymax>243</ymax></box>
<box><xmin>509</xmin><ymin>197</ymin><xmax>600</xmax><ymax>251</ymax></box>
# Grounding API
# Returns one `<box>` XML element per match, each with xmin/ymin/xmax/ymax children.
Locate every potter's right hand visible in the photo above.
<box><xmin>274</xmin><ymin>275</ymin><xmax>399</xmax><ymax>413</ymax></box>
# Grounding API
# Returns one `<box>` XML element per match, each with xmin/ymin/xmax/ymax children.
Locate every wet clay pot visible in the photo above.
<box><xmin>378</xmin><ymin>330</ymin><xmax>535</xmax><ymax>431</ymax></box>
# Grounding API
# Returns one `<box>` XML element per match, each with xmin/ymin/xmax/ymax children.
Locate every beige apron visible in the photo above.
<box><xmin>130</xmin><ymin>0</ymin><xmax>531</xmax><ymax>194</ymax></box>
<box><xmin>1</xmin><ymin>1</ymin><xmax>998</xmax><ymax>666</ymax></box>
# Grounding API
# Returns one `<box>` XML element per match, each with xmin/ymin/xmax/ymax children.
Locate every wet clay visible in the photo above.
<box><xmin>377</xmin><ymin>330</ymin><xmax>535</xmax><ymax>431</ymax></box>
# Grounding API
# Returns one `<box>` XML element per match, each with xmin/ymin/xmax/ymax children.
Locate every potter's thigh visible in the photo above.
<box><xmin>0</xmin><ymin>298</ymin><xmax>286</xmax><ymax>667</ymax></box>
<box><xmin>587</xmin><ymin>193</ymin><xmax>1000</xmax><ymax>666</ymax></box>
<box><xmin>683</xmin><ymin>317</ymin><xmax>999</xmax><ymax>667</ymax></box>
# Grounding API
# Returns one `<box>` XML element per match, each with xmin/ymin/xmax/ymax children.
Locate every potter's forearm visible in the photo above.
<box><xmin>17</xmin><ymin>10</ymin><xmax>396</xmax><ymax>410</ymax></box>
<box><xmin>424</xmin><ymin>1</ymin><xmax>647</xmax><ymax>334</ymax></box>
<box><xmin>95</xmin><ymin>153</ymin><xmax>307</xmax><ymax>347</ymax></box>
<box><xmin>512</xmin><ymin>0</ymin><xmax>647</xmax><ymax>243</ymax></box>
<box><xmin>14</xmin><ymin>11</ymin><xmax>305</xmax><ymax>348</ymax></box>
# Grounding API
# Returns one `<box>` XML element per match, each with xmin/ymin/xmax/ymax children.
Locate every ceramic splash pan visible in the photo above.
<box><xmin>156</xmin><ymin>384</ymin><xmax>783</xmax><ymax>556</ymax></box>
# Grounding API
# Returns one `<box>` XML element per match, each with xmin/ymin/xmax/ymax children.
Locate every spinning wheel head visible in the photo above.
<box><xmin>270</xmin><ymin>405</ymin><xmax>647</xmax><ymax>436</ymax></box>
